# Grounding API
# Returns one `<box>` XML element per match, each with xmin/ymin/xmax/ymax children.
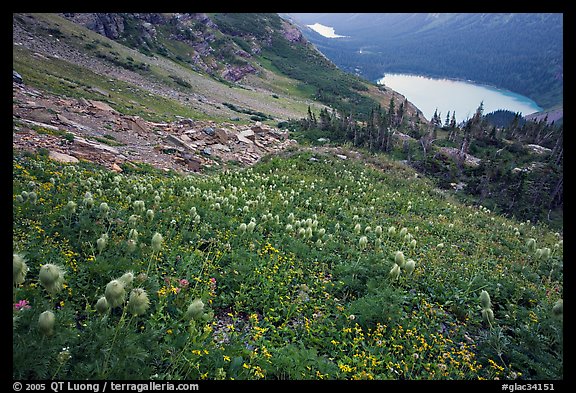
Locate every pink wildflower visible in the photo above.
<box><xmin>14</xmin><ymin>300</ymin><xmax>31</xmax><ymax>310</ymax></box>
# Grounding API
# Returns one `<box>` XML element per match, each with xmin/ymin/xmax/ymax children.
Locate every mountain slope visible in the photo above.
<box><xmin>14</xmin><ymin>13</ymin><xmax>423</xmax><ymax>124</ymax></box>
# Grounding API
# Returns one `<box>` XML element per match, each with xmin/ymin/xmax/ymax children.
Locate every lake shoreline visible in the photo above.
<box><xmin>376</xmin><ymin>72</ymin><xmax>543</xmax><ymax>122</ymax></box>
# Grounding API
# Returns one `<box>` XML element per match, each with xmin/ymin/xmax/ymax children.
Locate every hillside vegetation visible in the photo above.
<box><xmin>13</xmin><ymin>147</ymin><xmax>563</xmax><ymax>380</ymax></box>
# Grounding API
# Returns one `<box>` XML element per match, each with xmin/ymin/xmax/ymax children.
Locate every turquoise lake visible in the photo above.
<box><xmin>377</xmin><ymin>73</ymin><xmax>543</xmax><ymax>123</ymax></box>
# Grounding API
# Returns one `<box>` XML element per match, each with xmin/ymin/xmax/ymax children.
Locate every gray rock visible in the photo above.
<box><xmin>203</xmin><ymin>127</ymin><xmax>215</xmax><ymax>136</ymax></box>
<box><xmin>202</xmin><ymin>147</ymin><xmax>212</xmax><ymax>156</ymax></box>
<box><xmin>13</xmin><ymin>70</ymin><xmax>23</xmax><ymax>84</ymax></box>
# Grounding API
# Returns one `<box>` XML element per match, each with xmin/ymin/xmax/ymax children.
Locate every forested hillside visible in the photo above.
<box><xmin>285</xmin><ymin>13</ymin><xmax>563</xmax><ymax>110</ymax></box>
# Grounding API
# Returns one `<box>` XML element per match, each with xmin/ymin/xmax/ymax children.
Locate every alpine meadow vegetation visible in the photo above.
<box><xmin>12</xmin><ymin>148</ymin><xmax>562</xmax><ymax>380</ymax></box>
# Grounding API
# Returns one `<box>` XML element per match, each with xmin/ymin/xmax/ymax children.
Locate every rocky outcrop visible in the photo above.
<box><xmin>13</xmin><ymin>81</ymin><xmax>296</xmax><ymax>173</ymax></box>
<box><xmin>62</xmin><ymin>13</ymin><xmax>126</xmax><ymax>39</ymax></box>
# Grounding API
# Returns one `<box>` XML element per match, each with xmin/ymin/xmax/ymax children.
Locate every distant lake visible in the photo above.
<box><xmin>306</xmin><ymin>23</ymin><xmax>348</xmax><ymax>38</ymax></box>
<box><xmin>377</xmin><ymin>73</ymin><xmax>542</xmax><ymax>123</ymax></box>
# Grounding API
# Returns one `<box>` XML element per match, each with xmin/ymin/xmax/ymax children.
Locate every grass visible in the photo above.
<box><xmin>13</xmin><ymin>45</ymin><xmax>210</xmax><ymax>123</ymax></box>
<box><xmin>12</xmin><ymin>147</ymin><xmax>562</xmax><ymax>380</ymax></box>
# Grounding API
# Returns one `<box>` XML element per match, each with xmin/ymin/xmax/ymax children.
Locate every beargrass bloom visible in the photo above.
<box><xmin>129</xmin><ymin>229</ymin><xmax>138</xmax><ymax>241</ymax></box>
<box><xmin>38</xmin><ymin>310</ymin><xmax>55</xmax><ymax>336</ymax></box>
<box><xmin>481</xmin><ymin>308</ymin><xmax>495</xmax><ymax>324</ymax></box>
<box><xmin>399</xmin><ymin>227</ymin><xmax>408</xmax><ymax>237</ymax></box>
<box><xmin>394</xmin><ymin>251</ymin><xmax>405</xmax><ymax>268</ymax></box>
<box><xmin>28</xmin><ymin>191</ymin><xmax>37</xmax><ymax>204</ymax></box>
<box><xmin>66</xmin><ymin>201</ymin><xmax>77</xmax><ymax>214</ymax></box>
<box><xmin>388</xmin><ymin>226</ymin><xmax>396</xmax><ymax>235</ymax></box>
<box><xmin>354</xmin><ymin>223</ymin><xmax>361</xmax><ymax>234</ymax></box>
<box><xmin>238</xmin><ymin>223</ymin><xmax>247</xmax><ymax>234</ymax></box>
<box><xmin>126</xmin><ymin>239</ymin><xmax>137</xmax><ymax>253</ymax></box>
<box><xmin>39</xmin><ymin>264</ymin><xmax>66</xmax><ymax>294</ymax></box>
<box><xmin>151</xmin><ymin>232</ymin><xmax>163</xmax><ymax>252</ymax></box>
<box><xmin>247</xmin><ymin>221</ymin><xmax>256</xmax><ymax>233</ymax></box>
<box><xmin>118</xmin><ymin>272</ymin><xmax>134</xmax><ymax>288</ymax></box>
<box><xmin>359</xmin><ymin>236</ymin><xmax>368</xmax><ymax>249</ymax></box>
<box><xmin>405</xmin><ymin>259</ymin><xmax>416</xmax><ymax>275</ymax></box>
<box><xmin>552</xmin><ymin>299</ymin><xmax>563</xmax><ymax>320</ymax></box>
<box><xmin>480</xmin><ymin>290</ymin><xmax>492</xmax><ymax>310</ymax></box>
<box><xmin>95</xmin><ymin>296</ymin><xmax>109</xmax><ymax>314</ymax></box>
<box><xmin>526</xmin><ymin>238</ymin><xmax>537</xmax><ymax>252</ymax></box>
<box><xmin>375</xmin><ymin>226</ymin><xmax>383</xmax><ymax>237</ymax></box>
<box><xmin>389</xmin><ymin>264</ymin><xmax>401</xmax><ymax>281</ymax></box>
<box><xmin>99</xmin><ymin>202</ymin><xmax>109</xmax><ymax>217</ymax></box>
<box><xmin>127</xmin><ymin>288</ymin><xmax>150</xmax><ymax>316</ymax></box>
<box><xmin>128</xmin><ymin>214</ymin><xmax>139</xmax><ymax>227</ymax></box>
<box><xmin>97</xmin><ymin>236</ymin><xmax>107</xmax><ymax>253</ymax></box>
<box><xmin>83</xmin><ymin>192</ymin><xmax>94</xmax><ymax>208</ymax></box>
<box><xmin>146</xmin><ymin>209</ymin><xmax>154</xmax><ymax>221</ymax></box>
<box><xmin>105</xmin><ymin>279</ymin><xmax>126</xmax><ymax>308</ymax></box>
<box><xmin>13</xmin><ymin>253</ymin><xmax>28</xmax><ymax>285</ymax></box>
<box><xmin>185</xmin><ymin>298</ymin><xmax>205</xmax><ymax>320</ymax></box>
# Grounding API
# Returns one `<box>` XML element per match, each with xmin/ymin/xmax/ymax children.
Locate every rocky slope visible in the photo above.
<box><xmin>12</xmin><ymin>12</ymin><xmax>425</xmax><ymax>174</ymax></box>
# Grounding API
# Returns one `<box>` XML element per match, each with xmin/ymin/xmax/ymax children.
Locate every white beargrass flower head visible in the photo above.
<box><xmin>394</xmin><ymin>251</ymin><xmax>405</xmax><ymax>268</ymax></box>
<box><xmin>129</xmin><ymin>215</ymin><xmax>139</xmax><ymax>227</ymax></box>
<box><xmin>39</xmin><ymin>263</ymin><xmax>66</xmax><ymax>294</ymax></box>
<box><xmin>97</xmin><ymin>236</ymin><xmax>107</xmax><ymax>253</ymax></box>
<box><xmin>95</xmin><ymin>296</ymin><xmax>109</xmax><ymax>314</ymax></box>
<box><xmin>66</xmin><ymin>201</ymin><xmax>77</xmax><ymax>214</ymax></box>
<box><xmin>118</xmin><ymin>271</ymin><xmax>135</xmax><ymax>288</ymax></box>
<box><xmin>151</xmin><ymin>232</ymin><xmax>163</xmax><ymax>252</ymax></box>
<box><xmin>99</xmin><ymin>202</ymin><xmax>109</xmax><ymax>217</ymax></box>
<box><xmin>526</xmin><ymin>238</ymin><xmax>536</xmax><ymax>252</ymax></box>
<box><xmin>126</xmin><ymin>239</ymin><xmax>137</xmax><ymax>253</ymax></box>
<box><xmin>480</xmin><ymin>290</ymin><xmax>492</xmax><ymax>310</ymax></box>
<box><xmin>359</xmin><ymin>236</ymin><xmax>368</xmax><ymax>249</ymax></box>
<box><xmin>238</xmin><ymin>223</ymin><xmax>247</xmax><ymax>234</ymax></box>
<box><xmin>552</xmin><ymin>299</ymin><xmax>563</xmax><ymax>320</ymax></box>
<box><xmin>38</xmin><ymin>310</ymin><xmax>56</xmax><ymax>336</ymax></box>
<box><xmin>129</xmin><ymin>229</ymin><xmax>138</xmax><ymax>241</ymax></box>
<box><xmin>13</xmin><ymin>253</ymin><xmax>28</xmax><ymax>285</ymax></box>
<box><xmin>185</xmin><ymin>298</ymin><xmax>205</xmax><ymax>320</ymax></box>
<box><xmin>388</xmin><ymin>226</ymin><xmax>396</xmax><ymax>235</ymax></box>
<box><xmin>247</xmin><ymin>221</ymin><xmax>256</xmax><ymax>233</ymax></box>
<box><xmin>405</xmin><ymin>259</ymin><xmax>416</xmax><ymax>275</ymax></box>
<box><xmin>127</xmin><ymin>288</ymin><xmax>150</xmax><ymax>316</ymax></box>
<box><xmin>354</xmin><ymin>223</ymin><xmax>361</xmax><ymax>234</ymax></box>
<box><xmin>105</xmin><ymin>279</ymin><xmax>126</xmax><ymax>308</ymax></box>
<box><xmin>389</xmin><ymin>263</ymin><xmax>401</xmax><ymax>281</ymax></box>
<box><xmin>481</xmin><ymin>308</ymin><xmax>495</xmax><ymax>324</ymax></box>
<box><xmin>146</xmin><ymin>209</ymin><xmax>154</xmax><ymax>221</ymax></box>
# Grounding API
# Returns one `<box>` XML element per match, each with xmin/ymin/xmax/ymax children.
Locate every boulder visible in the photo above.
<box><xmin>89</xmin><ymin>100</ymin><xmax>116</xmax><ymax>112</ymax></box>
<box><xmin>13</xmin><ymin>70</ymin><xmax>23</xmax><ymax>84</ymax></box>
<box><xmin>48</xmin><ymin>151</ymin><xmax>79</xmax><ymax>163</ymax></box>
<box><xmin>214</xmin><ymin>128</ymin><xmax>229</xmax><ymax>143</ymax></box>
<box><xmin>239</xmin><ymin>129</ymin><xmax>255</xmax><ymax>141</ymax></box>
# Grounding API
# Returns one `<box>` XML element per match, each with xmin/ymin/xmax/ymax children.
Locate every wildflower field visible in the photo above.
<box><xmin>12</xmin><ymin>148</ymin><xmax>563</xmax><ymax>380</ymax></box>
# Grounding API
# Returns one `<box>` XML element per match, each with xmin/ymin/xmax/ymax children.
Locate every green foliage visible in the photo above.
<box><xmin>13</xmin><ymin>148</ymin><xmax>562</xmax><ymax>380</ymax></box>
